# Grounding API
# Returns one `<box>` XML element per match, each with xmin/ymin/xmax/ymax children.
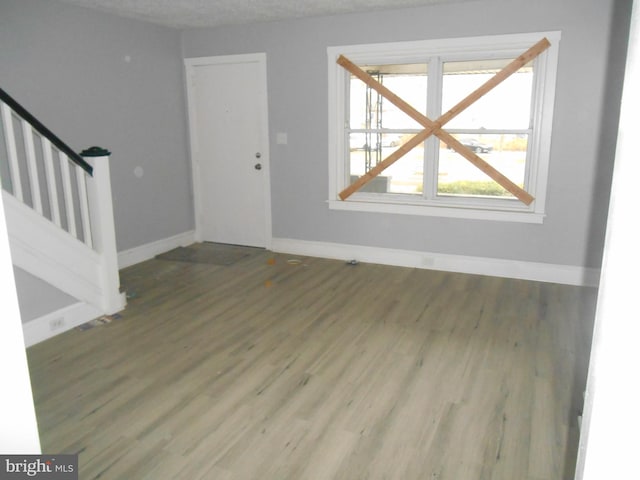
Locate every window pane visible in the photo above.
<box><xmin>350</xmin><ymin>63</ymin><xmax>427</xmax><ymax>130</ymax></box>
<box><xmin>442</xmin><ymin>59</ymin><xmax>533</xmax><ymax>130</ymax></box>
<box><xmin>437</xmin><ymin>134</ymin><xmax>528</xmax><ymax>198</ymax></box>
<box><xmin>349</xmin><ymin>133</ymin><xmax>423</xmax><ymax>195</ymax></box>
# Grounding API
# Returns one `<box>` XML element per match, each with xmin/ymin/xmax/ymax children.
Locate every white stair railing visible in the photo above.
<box><xmin>0</xmin><ymin>87</ymin><xmax>125</xmax><ymax>315</ymax></box>
<box><xmin>1</xmin><ymin>90</ymin><xmax>93</xmax><ymax>247</ymax></box>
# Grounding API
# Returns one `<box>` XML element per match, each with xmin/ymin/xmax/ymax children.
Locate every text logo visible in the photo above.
<box><xmin>0</xmin><ymin>455</ymin><xmax>77</xmax><ymax>480</ymax></box>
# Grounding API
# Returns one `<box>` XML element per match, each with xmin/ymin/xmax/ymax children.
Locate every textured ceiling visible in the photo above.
<box><xmin>57</xmin><ymin>0</ymin><xmax>475</xmax><ymax>29</ymax></box>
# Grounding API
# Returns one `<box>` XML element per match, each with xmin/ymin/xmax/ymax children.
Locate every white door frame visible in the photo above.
<box><xmin>184</xmin><ymin>53</ymin><xmax>272</xmax><ymax>249</ymax></box>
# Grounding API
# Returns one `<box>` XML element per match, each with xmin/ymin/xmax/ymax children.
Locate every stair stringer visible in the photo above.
<box><xmin>3</xmin><ymin>191</ymin><xmax>125</xmax><ymax>313</ymax></box>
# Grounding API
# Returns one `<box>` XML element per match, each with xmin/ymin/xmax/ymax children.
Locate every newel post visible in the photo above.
<box><xmin>82</xmin><ymin>146</ymin><xmax>126</xmax><ymax>314</ymax></box>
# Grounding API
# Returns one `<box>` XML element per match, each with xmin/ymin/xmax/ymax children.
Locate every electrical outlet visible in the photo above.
<box><xmin>422</xmin><ymin>256</ymin><xmax>435</xmax><ymax>267</ymax></box>
<box><xmin>49</xmin><ymin>317</ymin><xmax>66</xmax><ymax>331</ymax></box>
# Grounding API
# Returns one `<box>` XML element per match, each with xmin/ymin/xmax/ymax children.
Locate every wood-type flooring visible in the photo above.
<box><xmin>27</xmin><ymin>248</ymin><xmax>597</xmax><ymax>479</ymax></box>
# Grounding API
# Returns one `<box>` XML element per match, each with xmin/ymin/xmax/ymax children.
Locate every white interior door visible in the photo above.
<box><xmin>185</xmin><ymin>53</ymin><xmax>271</xmax><ymax>248</ymax></box>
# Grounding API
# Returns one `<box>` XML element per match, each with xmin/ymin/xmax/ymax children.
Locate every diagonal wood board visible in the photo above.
<box><xmin>337</xmin><ymin>38</ymin><xmax>551</xmax><ymax>204</ymax></box>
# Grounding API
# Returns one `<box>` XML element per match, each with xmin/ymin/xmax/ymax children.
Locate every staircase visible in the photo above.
<box><xmin>0</xmin><ymin>87</ymin><xmax>126</xmax><ymax>346</ymax></box>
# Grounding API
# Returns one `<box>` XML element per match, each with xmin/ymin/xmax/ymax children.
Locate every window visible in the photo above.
<box><xmin>327</xmin><ymin>32</ymin><xmax>560</xmax><ymax>223</ymax></box>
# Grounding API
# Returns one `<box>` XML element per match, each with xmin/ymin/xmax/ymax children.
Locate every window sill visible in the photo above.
<box><xmin>327</xmin><ymin>198</ymin><xmax>545</xmax><ymax>224</ymax></box>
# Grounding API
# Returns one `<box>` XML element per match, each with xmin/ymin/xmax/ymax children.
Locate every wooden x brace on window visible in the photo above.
<box><xmin>337</xmin><ymin>38</ymin><xmax>551</xmax><ymax>205</ymax></box>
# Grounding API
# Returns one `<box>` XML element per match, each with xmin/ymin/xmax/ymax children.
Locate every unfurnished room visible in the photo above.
<box><xmin>0</xmin><ymin>0</ymin><xmax>638</xmax><ymax>478</ymax></box>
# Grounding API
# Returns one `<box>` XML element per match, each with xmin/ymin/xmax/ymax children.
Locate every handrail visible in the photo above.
<box><xmin>0</xmin><ymin>87</ymin><xmax>93</xmax><ymax>176</ymax></box>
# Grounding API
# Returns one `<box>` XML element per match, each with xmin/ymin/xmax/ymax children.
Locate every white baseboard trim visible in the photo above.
<box><xmin>23</xmin><ymin>302</ymin><xmax>102</xmax><ymax>348</ymax></box>
<box><xmin>118</xmin><ymin>230</ymin><xmax>196</xmax><ymax>269</ymax></box>
<box><xmin>115</xmin><ymin>233</ymin><xmax>600</xmax><ymax>286</ymax></box>
<box><xmin>271</xmin><ymin>237</ymin><xmax>601</xmax><ymax>287</ymax></box>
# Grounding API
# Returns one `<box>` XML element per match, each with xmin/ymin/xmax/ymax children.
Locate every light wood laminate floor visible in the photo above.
<box><xmin>27</xmin><ymin>248</ymin><xmax>597</xmax><ymax>479</ymax></box>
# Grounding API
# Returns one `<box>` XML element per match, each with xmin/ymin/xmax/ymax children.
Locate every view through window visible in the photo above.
<box><xmin>348</xmin><ymin>59</ymin><xmax>533</xmax><ymax>198</ymax></box>
<box><xmin>329</xmin><ymin>32</ymin><xmax>560</xmax><ymax>222</ymax></box>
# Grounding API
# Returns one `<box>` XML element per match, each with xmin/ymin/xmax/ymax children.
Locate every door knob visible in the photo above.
<box><xmin>254</xmin><ymin>163</ymin><xmax>262</xmax><ymax>170</ymax></box>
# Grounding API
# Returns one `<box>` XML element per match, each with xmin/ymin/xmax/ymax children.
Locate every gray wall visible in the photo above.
<box><xmin>1</xmin><ymin>0</ymin><xmax>193</xmax><ymax>322</ymax></box>
<box><xmin>183</xmin><ymin>0</ymin><xmax>630</xmax><ymax>269</ymax></box>
<box><xmin>13</xmin><ymin>268</ymin><xmax>75</xmax><ymax>323</ymax></box>
<box><xmin>0</xmin><ymin>0</ymin><xmax>631</xmax><ymax>316</ymax></box>
<box><xmin>0</xmin><ymin>0</ymin><xmax>194</xmax><ymax>253</ymax></box>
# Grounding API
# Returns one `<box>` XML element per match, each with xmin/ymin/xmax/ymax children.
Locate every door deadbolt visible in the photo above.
<box><xmin>255</xmin><ymin>152</ymin><xmax>262</xmax><ymax>158</ymax></box>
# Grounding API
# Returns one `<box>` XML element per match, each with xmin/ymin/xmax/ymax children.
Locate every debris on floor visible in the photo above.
<box><xmin>77</xmin><ymin>313</ymin><xmax>122</xmax><ymax>331</ymax></box>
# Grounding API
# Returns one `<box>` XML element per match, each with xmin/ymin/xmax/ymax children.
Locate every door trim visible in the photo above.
<box><xmin>184</xmin><ymin>53</ymin><xmax>272</xmax><ymax>249</ymax></box>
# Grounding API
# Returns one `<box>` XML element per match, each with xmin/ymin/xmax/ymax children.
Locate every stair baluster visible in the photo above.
<box><xmin>0</xmin><ymin>87</ymin><xmax>126</xmax><ymax>334</ymax></box>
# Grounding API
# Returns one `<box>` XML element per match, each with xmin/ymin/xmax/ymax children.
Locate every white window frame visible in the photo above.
<box><xmin>327</xmin><ymin>31</ymin><xmax>561</xmax><ymax>223</ymax></box>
